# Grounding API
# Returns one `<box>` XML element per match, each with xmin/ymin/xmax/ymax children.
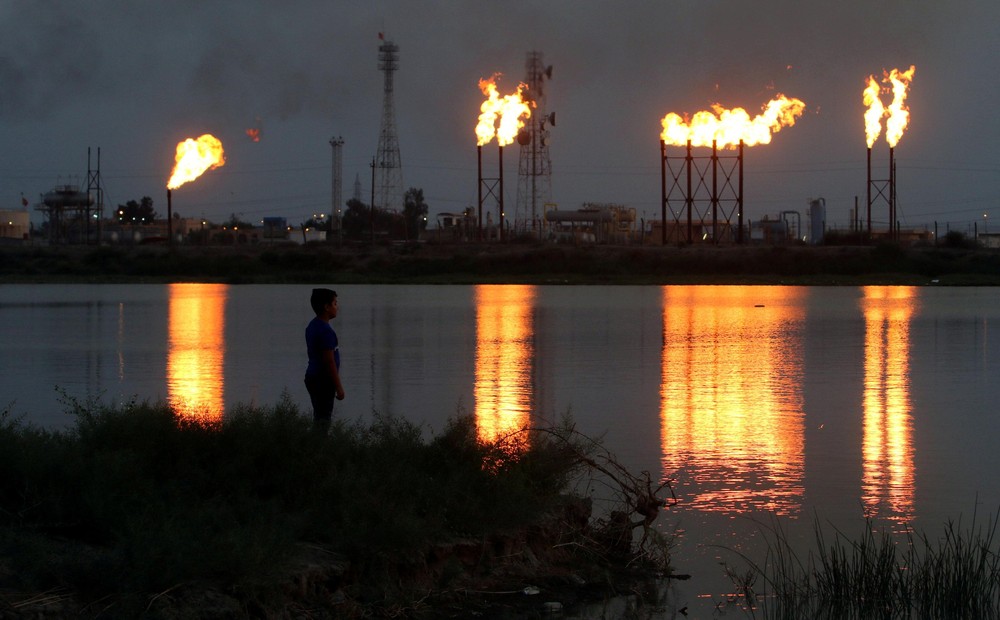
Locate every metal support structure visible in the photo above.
<box><xmin>660</xmin><ymin>140</ymin><xmax>744</xmax><ymax>244</ymax></box>
<box><xmin>866</xmin><ymin>147</ymin><xmax>872</xmax><ymax>236</ymax></box>
<box><xmin>738</xmin><ymin>142</ymin><xmax>744</xmax><ymax>243</ymax></box>
<box><xmin>330</xmin><ymin>136</ymin><xmax>344</xmax><ymax>243</ymax></box>
<box><xmin>369</xmin><ymin>157</ymin><xmax>376</xmax><ymax>244</ymax></box>
<box><xmin>659</xmin><ymin>140</ymin><xmax>667</xmax><ymax>246</ymax></box>
<box><xmin>85</xmin><ymin>147</ymin><xmax>103</xmax><ymax>245</ymax></box>
<box><xmin>166</xmin><ymin>189</ymin><xmax>173</xmax><ymax>246</ymax></box>
<box><xmin>375</xmin><ymin>39</ymin><xmax>403</xmax><ymax>214</ymax></box>
<box><xmin>711</xmin><ymin>140</ymin><xmax>719</xmax><ymax>243</ymax></box>
<box><xmin>515</xmin><ymin>51</ymin><xmax>554</xmax><ymax>236</ymax></box>
<box><xmin>35</xmin><ymin>148</ymin><xmax>104</xmax><ymax>245</ymax></box>
<box><xmin>478</xmin><ymin>145</ymin><xmax>484</xmax><ymax>241</ymax></box>
<box><xmin>866</xmin><ymin>145</ymin><xmax>895</xmax><ymax>241</ymax></box>
<box><xmin>686</xmin><ymin>141</ymin><xmax>693</xmax><ymax>242</ymax></box>
<box><xmin>477</xmin><ymin>145</ymin><xmax>502</xmax><ymax>242</ymax></box>
<box><xmin>499</xmin><ymin>145</ymin><xmax>506</xmax><ymax>241</ymax></box>
<box><xmin>37</xmin><ymin>183</ymin><xmax>93</xmax><ymax>245</ymax></box>
<box><xmin>890</xmin><ymin>147</ymin><xmax>896</xmax><ymax>241</ymax></box>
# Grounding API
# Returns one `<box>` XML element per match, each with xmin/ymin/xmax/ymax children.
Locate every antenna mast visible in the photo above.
<box><xmin>375</xmin><ymin>37</ymin><xmax>403</xmax><ymax>214</ymax></box>
<box><xmin>330</xmin><ymin>136</ymin><xmax>344</xmax><ymax>242</ymax></box>
<box><xmin>515</xmin><ymin>51</ymin><xmax>554</xmax><ymax>237</ymax></box>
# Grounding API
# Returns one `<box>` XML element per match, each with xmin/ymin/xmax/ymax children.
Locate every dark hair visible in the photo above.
<box><xmin>310</xmin><ymin>288</ymin><xmax>337</xmax><ymax>315</ymax></box>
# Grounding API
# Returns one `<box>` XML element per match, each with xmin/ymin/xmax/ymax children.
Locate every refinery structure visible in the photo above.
<box><xmin>4</xmin><ymin>54</ymin><xmax>952</xmax><ymax>249</ymax></box>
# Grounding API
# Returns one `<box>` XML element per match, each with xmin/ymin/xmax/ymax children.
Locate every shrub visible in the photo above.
<box><xmin>0</xmin><ymin>396</ymin><xmax>597</xmax><ymax>603</ymax></box>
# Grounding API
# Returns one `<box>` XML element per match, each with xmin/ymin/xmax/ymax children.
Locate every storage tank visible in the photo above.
<box><xmin>42</xmin><ymin>185</ymin><xmax>93</xmax><ymax>209</ymax></box>
<box><xmin>808</xmin><ymin>198</ymin><xmax>826</xmax><ymax>245</ymax></box>
<box><xmin>0</xmin><ymin>209</ymin><xmax>30</xmax><ymax>240</ymax></box>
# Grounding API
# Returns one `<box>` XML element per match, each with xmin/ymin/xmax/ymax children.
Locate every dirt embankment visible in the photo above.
<box><xmin>2</xmin><ymin>497</ymin><xmax>674</xmax><ymax>619</ymax></box>
<box><xmin>2</xmin><ymin>242</ymin><xmax>999</xmax><ymax>285</ymax></box>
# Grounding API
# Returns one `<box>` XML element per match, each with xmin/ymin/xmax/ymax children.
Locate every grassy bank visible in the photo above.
<box><xmin>2</xmin><ymin>242</ymin><xmax>1000</xmax><ymax>285</ymax></box>
<box><xmin>723</xmin><ymin>514</ymin><xmax>1000</xmax><ymax>618</ymax></box>
<box><xmin>0</xmin><ymin>396</ymin><xmax>674</xmax><ymax>618</ymax></box>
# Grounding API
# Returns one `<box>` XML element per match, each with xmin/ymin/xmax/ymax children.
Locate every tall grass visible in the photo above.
<box><xmin>0</xmin><ymin>394</ymin><xmax>595</xmax><ymax>614</ymax></box>
<box><xmin>723</xmin><ymin>511</ymin><xmax>1000</xmax><ymax>619</ymax></box>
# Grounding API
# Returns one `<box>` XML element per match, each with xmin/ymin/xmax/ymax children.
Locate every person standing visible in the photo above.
<box><xmin>305</xmin><ymin>288</ymin><xmax>345</xmax><ymax>431</ymax></box>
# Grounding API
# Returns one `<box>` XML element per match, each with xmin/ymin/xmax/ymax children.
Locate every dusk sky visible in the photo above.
<box><xmin>2</xmin><ymin>1</ymin><xmax>997</xmax><ymax>233</ymax></box>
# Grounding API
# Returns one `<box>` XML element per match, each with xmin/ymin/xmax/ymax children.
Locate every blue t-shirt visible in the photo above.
<box><xmin>305</xmin><ymin>317</ymin><xmax>340</xmax><ymax>377</ymax></box>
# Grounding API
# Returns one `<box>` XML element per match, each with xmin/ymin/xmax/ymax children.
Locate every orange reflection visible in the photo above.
<box><xmin>660</xmin><ymin>286</ymin><xmax>806</xmax><ymax>516</ymax></box>
<box><xmin>474</xmin><ymin>285</ymin><xmax>535</xmax><ymax>443</ymax></box>
<box><xmin>167</xmin><ymin>283</ymin><xmax>227</xmax><ymax>422</ymax></box>
<box><xmin>861</xmin><ymin>286</ymin><xmax>916</xmax><ymax>523</ymax></box>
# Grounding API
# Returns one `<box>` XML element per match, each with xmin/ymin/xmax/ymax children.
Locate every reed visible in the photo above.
<box><xmin>723</xmin><ymin>510</ymin><xmax>1000</xmax><ymax>619</ymax></box>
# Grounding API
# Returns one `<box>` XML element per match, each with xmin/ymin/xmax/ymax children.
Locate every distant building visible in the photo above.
<box><xmin>295</xmin><ymin>228</ymin><xmax>327</xmax><ymax>244</ymax></box>
<box><xmin>545</xmin><ymin>203</ymin><xmax>636</xmax><ymax>244</ymax></box>
<box><xmin>261</xmin><ymin>217</ymin><xmax>289</xmax><ymax>241</ymax></box>
<box><xmin>430</xmin><ymin>211</ymin><xmax>477</xmax><ymax>242</ymax></box>
<box><xmin>0</xmin><ymin>209</ymin><xmax>30</xmax><ymax>242</ymax></box>
<box><xmin>102</xmin><ymin>217</ymin><xmax>204</xmax><ymax>245</ymax></box>
<box><xmin>650</xmin><ymin>219</ymin><xmax>733</xmax><ymax>245</ymax></box>
<box><xmin>980</xmin><ymin>232</ymin><xmax>1000</xmax><ymax>249</ymax></box>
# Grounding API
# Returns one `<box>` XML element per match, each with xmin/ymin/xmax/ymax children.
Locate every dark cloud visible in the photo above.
<box><xmin>0</xmin><ymin>6</ymin><xmax>105</xmax><ymax>119</ymax></box>
<box><xmin>0</xmin><ymin>1</ymin><xmax>997</xmax><ymax>229</ymax></box>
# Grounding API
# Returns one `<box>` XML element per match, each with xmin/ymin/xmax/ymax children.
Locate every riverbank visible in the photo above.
<box><xmin>0</xmin><ymin>398</ymin><xmax>676</xmax><ymax>619</ymax></box>
<box><xmin>2</xmin><ymin>242</ymin><xmax>1000</xmax><ymax>285</ymax></box>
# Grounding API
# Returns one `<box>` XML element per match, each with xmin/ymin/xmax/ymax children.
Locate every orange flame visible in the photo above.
<box><xmin>167</xmin><ymin>134</ymin><xmax>226</xmax><ymax>189</ymax></box>
<box><xmin>245</xmin><ymin>127</ymin><xmax>261</xmax><ymax>142</ymax></box>
<box><xmin>660</xmin><ymin>94</ymin><xmax>805</xmax><ymax>148</ymax></box>
<box><xmin>475</xmin><ymin>75</ymin><xmax>533</xmax><ymax>147</ymax></box>
<box><xmin>863</xmin><ymin>66</ymin><xmax>916</xmax><ymax>148</ymax></box>
<box><xmin>863</xmin><ymin>76</ymin><xmax>885</xmax><ymax>148</ymax></box>
<box><xmin>885</xmin><ymin>66</ymin><xmax>915</xmax><ymax>147</ymax></box>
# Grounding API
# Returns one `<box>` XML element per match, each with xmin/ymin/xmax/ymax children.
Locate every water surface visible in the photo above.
<box><xmin>2</xmin><ymin>283</ymin><xmax>999</xmax><ymax>614</ymax></box>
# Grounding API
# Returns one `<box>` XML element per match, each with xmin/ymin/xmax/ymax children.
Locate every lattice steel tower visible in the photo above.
<box><xmin>375</xmin><ymin>39</ymin><xmax>403</xmax><ymax>214</ymax></box>
<box><xmin>330</xmin><ymin>136</ymin><xmax>344</xmax><ymax>241</ymax></box>
<box><xmin>515</xmin><ymin>51</ymin><xmax>555</xmax><ymax>236</ymax></box>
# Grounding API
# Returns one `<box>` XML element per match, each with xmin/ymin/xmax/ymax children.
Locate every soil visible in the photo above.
<box><xmin>1</xmin><ymin>498</ymin><xmax>678</xmax><ymax>619</ymax></box>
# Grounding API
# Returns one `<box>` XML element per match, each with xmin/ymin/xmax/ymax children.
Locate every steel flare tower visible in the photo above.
<box><xmin>515</xmin><ymin>51</ymin><xmax>554</xmax><ymax>237</ymax></box>
<box><xmin>85</xmin><ymin>147</ymin><xmax>104</xmax><ymax>244</ymax></box>
<box><xmin>330</xmin><ymin>136</ymin><xmax>344</xmax><ymax>241</ymax></box>
<box><xmin>375</xmin><ymin>38</ymin><xmax>403</xmax><ymax>214</ymax></box>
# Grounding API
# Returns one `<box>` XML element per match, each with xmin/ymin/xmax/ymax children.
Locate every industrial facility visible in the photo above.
<box><xmin>0</xmin><ymin>209</ymin><xmax>30</xmax><ymax>243</ymax></box>
<box><xmin>6</xmin><ymin>55</ymin><xmax>964</xmax><ymax>250</ymax></box>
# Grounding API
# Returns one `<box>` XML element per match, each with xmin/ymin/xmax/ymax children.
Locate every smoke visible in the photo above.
<box><xmin>0</xmin><ymin>0</ymin><xmax>996</xmax><ymax>223</ymax></box>
<box><xmin>0</xmin><ymin>1</ymin><xmax>370</xmax><ymax>123</ymax></box>
<box><xmin>0</xmin><ymin>0</ymin><xmax>984</xmax><ymax>120</ymax></box>
<box><xmin>0</xmin><ymin>4</ymin><xmax>105</xmax><ymax>119</ymax></box>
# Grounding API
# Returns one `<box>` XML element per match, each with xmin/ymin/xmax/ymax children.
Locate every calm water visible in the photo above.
<box><xmin>2</xmin><ymin>283</ymin><xmax>999</xmax><ymax>615</ymax></box>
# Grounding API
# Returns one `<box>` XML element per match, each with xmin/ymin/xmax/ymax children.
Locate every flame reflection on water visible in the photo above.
<box><xmin>861</xmin><ymin>286</ymin><xmax>916</xmax><ymax>524</ymax></box>
<box><xmin>659</xmin><ymin>286</ymin><xmax>807</xmax><ymax>516</ymax></box>
<box><xmin>167</xmin><ymin>283</ymin><xmax>227</xmax><ymax>422</ymax></box>
<box><xmin>473</xmin><ymin>284</ymin><xmax>536</xmax><ymax>443</ymax></box>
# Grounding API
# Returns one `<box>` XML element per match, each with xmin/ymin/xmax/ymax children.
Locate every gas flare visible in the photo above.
<box><xmin>475</xmin><ymin>75</ymin><xmax>533</xmax><ymax>147</ymax></box>
<box><xmin>660</xmin><ymin>95</ymin><xmax>805</xmax><ymax>149</ymax></box>
<box><xmin>884</xmin><ymin>66</ymin><xmax>915</xmax><ymax>147</ymax></box>
<box><xmin>167</xmin><ymin>134</ymin><xmax>226</xmax><ymax>189</ymax></box>
<box><xmin>863</xmin><ymin>65</ymin><xmax>916</xmax><ymax>148</ymax></box>
<box><xmin>863</xmin><ymin>76</ymin><xmax>885</xmax><ymax>148</ymax></box>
